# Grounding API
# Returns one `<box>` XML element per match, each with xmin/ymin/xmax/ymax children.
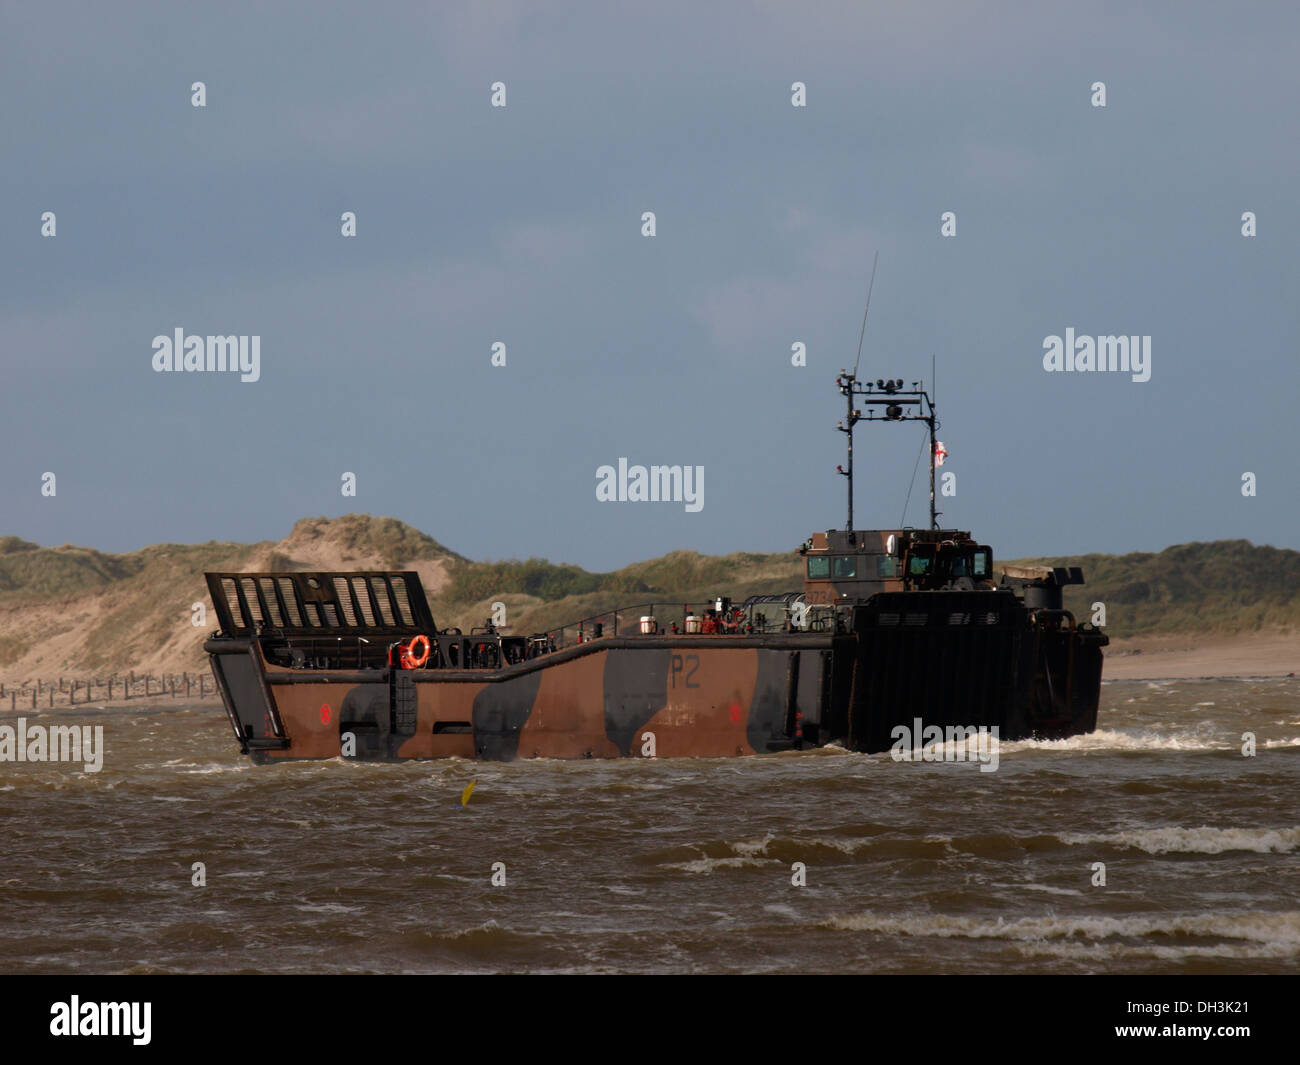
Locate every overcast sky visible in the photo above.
<box><xmin>2</xmin><ymin>1</ymin><xmax>1297</xmax><ymax>570</ymax></box>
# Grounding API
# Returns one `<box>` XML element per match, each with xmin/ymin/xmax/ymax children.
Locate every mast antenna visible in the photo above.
<box><xmin>835</xmin><ymin>366</ymin><xmax>938</xmax><ymax>531</ymax></box>
<box><xmin>851</xmin><ymin>251</ymin><xmax>879</xmax><ymax>379</ymax></box>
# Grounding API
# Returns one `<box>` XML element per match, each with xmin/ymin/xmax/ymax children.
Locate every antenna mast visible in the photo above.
<box><xmin>835</xmin><ymin>373</ymin><xmax>940</xmax><ymax>532</ymax></box>
<box><xmin>851</xmin><ymin>252</ymin><xmax>879</xmax><ymax>379</ymax></box>
<box><xmin>836</xmin><ymin>253</ymin><xmax>879</xmax><ymax>531</ymax></box>
<box><xmin>835</xmin><ymin>257</ymin><xmax>942</xmax><ymax>530</ymax></box>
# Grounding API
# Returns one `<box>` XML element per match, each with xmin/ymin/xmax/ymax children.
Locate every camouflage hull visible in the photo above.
<box><xmin>205</xmin><ymin>592</ymin><xmax>1106</xmax><ymax>763</ymax></box>
<box><xmin>207</xmin><ymin>635</ymin><xmax>837</xmax><ymax>762</ymax></box>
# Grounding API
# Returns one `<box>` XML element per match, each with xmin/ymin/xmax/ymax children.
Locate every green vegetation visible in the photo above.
<box><xmin>435</xmin><ymin>548</ymin><xmax>804</xmax><ymax>633</ymax></box>
<box><xmin>1013</xmin><ymin>540</ymin><xmax>1300</xmax><ymax>639</ymax></box>
<box><xmin>0</xmin><ymin>537</ymin><xmax>41</xmax><ymax>555</ymax></box>
<box><xmin>0</xmin><ymin>634</ymin><xmax>33</xmax><ymax>666</ymax></box>
<box><xmin>448</xmin><ymin>558</ymin><xmax>649</xmax><ymax>602</ymax></box>
<box><xmin>0</xmin><ymin>545</ymin><xmax>141</xmax><ymax>601</ymax></box>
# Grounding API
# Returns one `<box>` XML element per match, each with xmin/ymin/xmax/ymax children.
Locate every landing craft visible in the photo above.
<box><xmin>204</xmin><ymin>375</ymin><xmax>1107</xmax><ymax>762</ymax></box>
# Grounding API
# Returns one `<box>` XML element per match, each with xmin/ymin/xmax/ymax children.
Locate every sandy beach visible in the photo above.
<box><xmin>1103</xmin><ymin>631</ymin><xmax>1300</xmax><ymax>681</ymax></box>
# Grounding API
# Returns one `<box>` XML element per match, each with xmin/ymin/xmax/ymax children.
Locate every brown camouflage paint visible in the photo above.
<box><xmin>252</xmin><ymin>644</ymin><xmax>769</xmax><ymax>760</ymax></box>
<box><xmin>637</xmin><ymin>647</ymin><xmax>759</xmax><ymax>757</ymax></box>
<box><xmin>516</xmin><ymin>651</ymin><xmax>620</xmax><ymax>759</ymax></box>
<box><xmin>258</xmin><ymin>678</ymin><xmax>344</xmax><ymax>760</ymax></box>
<box><xmin>397</xmin><ymin>680</ymin><xmax>484</xmax><ymax>759</ymax></box>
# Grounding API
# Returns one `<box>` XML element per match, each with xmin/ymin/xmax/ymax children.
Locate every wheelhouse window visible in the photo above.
<box><xmin>832</xmin><ymin>556</ymin><xmax>857</xmax><ymax>579</ymax></box>
<box><xmin>877</xmin><ymin>555</ymin><xmax>900</xmax><ymax>578</ymax></box>
<box><xmin>806</xmin><ymin>556</ymin><xmax>830</xmax><ymax>579</ymax></box>
<box><xmin>973</xmin><ymin>549</ymin><xmax>991</xmax><ymax>577</ymax></box>
<box><xmin>908</xmin><ymin>555</ymin><xmax>931</xmax><ymax>576</ymax></box>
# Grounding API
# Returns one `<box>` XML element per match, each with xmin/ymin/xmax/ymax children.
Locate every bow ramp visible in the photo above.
<box><xmin>204</xmin><ymin>570</ymin><xmax>441</xmax><ymax>755</ymax></box>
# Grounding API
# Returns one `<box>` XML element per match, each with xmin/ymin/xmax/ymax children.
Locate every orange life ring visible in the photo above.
<box><xmin>404</xmin><ymin>634</ymin><xmax>431</xmax><ymax>669</ymax></box>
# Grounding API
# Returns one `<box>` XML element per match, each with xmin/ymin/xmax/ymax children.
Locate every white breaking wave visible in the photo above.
<box><xmin>294</xmin><ymin>902</ymin><xmax>361</xmax><ymax>915</ymax></box>
<box><xmin>1060</xmin><ymin>825</ymin><xmax>1300</xmax><ymax>854</ymax></box>
<box><xmin>1007</xmin><ymin>883</ymin><xmax>1085</xmax><ymax>897</ymax></box>
<box><xmin>180</xmin><ymin>763</ymin><xmax>251</xmax><ymax>775</ymax></box>
<box><xmin>1018</xmin><ymin>940</ymin><xmax>1298</xmax><ymax>962</ymax></box>
<box><xmin>662</xmin><ymin>856</ymin><xmax>779</xmax><ymax>874</ymax></box>
<box><xmin>1001</xmin><ymin>727</ymin><xmax>1231</xmax><ymax>754</ymax></box>
<box><xmin>826</xmin><ymin>910</ymin><xmax>1300</xmax><ymax>946</ymax></box>
<box><xmin>668</xmin><ymin>835</ymin><xmax>873</xmax><ymax>870</ymax></box>
<box><xmin>732</xmin><ymin>836</ymin><xmax>776</xmax><ymax>857</ymax></box>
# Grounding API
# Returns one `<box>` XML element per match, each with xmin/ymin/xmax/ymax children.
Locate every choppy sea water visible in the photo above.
<box><xmin>1</xmin><ymin>677</ymin><xmax>1297</xmax><ymax>974</ymax></box>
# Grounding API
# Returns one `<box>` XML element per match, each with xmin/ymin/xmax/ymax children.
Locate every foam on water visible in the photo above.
<box><xmin>1010</xmin><ymin>883</ymin><xmax>1084</xmax><ymax>897</ymax></box>
<box><xmin>825</xmin><ymin>909</ymin><xmax>1300</xmax><ymax>946</ymax></box>
<box><xmin>1017</xmin><ymin>940</ymin><xmax>1299</xmax><ymax>962</ymax></box>
<box><xmin>1001</xmin><ymin>726</ymin><xmax>1229</xmax><ymax>754</ymax></box>
<box><xmin>1060</xmin><ymin>825</ymin><xmax>1300</xmax><ymax>854</ymax></box>
<box><xmin>662</xmin><ymin>856</ymin><xmax>779</xmax><ymax>874</ymax></box>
